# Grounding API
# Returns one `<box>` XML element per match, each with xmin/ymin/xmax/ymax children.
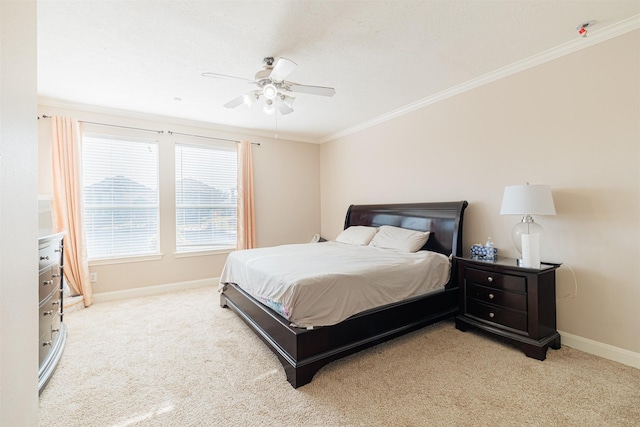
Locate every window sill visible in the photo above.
<box><xmin>89</xmin><ymin>253</ymin><xmax>164</xmax><ymax>266</ymax></box>
<box><xmin>173</xmin><ymin>248</ymin><xmax>235</xmax><ymax>258</ymax></box>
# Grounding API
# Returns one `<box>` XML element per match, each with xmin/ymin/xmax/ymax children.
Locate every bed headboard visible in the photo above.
<box><xmin>343</xmin><ymin>201</ymin><xmax>468</xmax><ymax>257</ymax></box>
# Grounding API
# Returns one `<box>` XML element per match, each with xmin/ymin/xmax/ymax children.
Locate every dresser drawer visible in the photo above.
<box><xmin>39</xmin><ymin>242</ymin><xmax>62</xmax><ymax>270</ymax></box>
<box><xmin>464</xmin><ymin>266</ymin><xmax>526</xmax><ymax>292</ymax></box>
<box><xmin>466</xmin><ymin>299</ymin><xmax>527</xmax><ymax>333</ymax></box>
<box><xmin>466</xmin><ymin>283</ymin><xmax>527</xmax><ymax>311</ymax></box>
<box><xmin>39</xmin><ymin>292</ymin><xmax>61</xmax><ymax>334</ymax></box>
<box><xmin>39</xmin><ymin>332</ymin><xmax>52</xmax><ymax>365</ymax></box>
<box><xmin>50</xmin><ymin>313</ymin><xmax>62</xmax><ymax>341</ymax></box>
<box><xmin>39</xmin><ymin>266</ymin><xmax>61</xmax><ymax>301</ymax></box>
<box><xmin>39</xmin><ymin>315</ymin><xmax>62</xmax><ymax>365</ymax></box>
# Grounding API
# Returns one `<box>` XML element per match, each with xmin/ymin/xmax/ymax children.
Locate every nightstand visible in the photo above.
<box><xmin>454</xmin><ymin>256</ymin><xmax>561</xmax><ymax>360</ymax></box>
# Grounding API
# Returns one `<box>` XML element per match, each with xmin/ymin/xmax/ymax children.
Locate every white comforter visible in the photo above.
<box><xmin>219</xmin><ymin>242</ymin><xmax>451</xmax><ymax>328</ymax></box>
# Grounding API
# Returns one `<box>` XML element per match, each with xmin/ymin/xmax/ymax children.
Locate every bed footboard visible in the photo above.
<box><xmin>220</xmin><ymin>282</ymin><xmax>458</xmax><ymax>388</ymax></box>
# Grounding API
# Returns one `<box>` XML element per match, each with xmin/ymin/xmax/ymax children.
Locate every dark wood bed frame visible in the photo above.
<box><xmin>220</xmin><ymin>201</ymin><xmax>468</xmax><ymax>388</ymax></box>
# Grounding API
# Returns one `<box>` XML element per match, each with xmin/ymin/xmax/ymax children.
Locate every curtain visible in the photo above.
<box><xmin>237</xmin><ymin>140</ymin><xmax>256</xmax><ymax>250</ymax></box>
<box><xmin>50</xmin><ymin>116</ymin><xmax>93</xmax><ymax>306</ymax></box>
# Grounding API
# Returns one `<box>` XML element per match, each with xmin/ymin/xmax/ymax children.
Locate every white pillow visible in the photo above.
<box><xmin>369</xmin><ymin>225</ymin><xmax>430</xmax><ymax>252</ymax></box>
<box><xmin>335</xmin><ymin>226</ymin><xmax>378</xmax><ymax>246</ymax></box>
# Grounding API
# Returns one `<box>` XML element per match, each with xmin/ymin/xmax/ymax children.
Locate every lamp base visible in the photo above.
<box><xmin>512</xmin><ymin>215</ymin><xmax>544</xmax><ymax>254</ymax></box>
<box><xmin>516</xmin><ymin>258</ymin><xmax>546</xmax><ymax>269</ymax></box>
<box><xmin>516</xmin><ymin>258</ymin><xmax>536</xmax><ymax>267</ymax></box>
<box><xmin>517</xmin><ymin>233</ymin><xmax>541</xmax><ymax>269</ymax></box>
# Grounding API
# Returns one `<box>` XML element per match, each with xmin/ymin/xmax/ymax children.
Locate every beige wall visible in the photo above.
<box><xmin>35</xmin><ymin>29</ymin><xmax>639</xmax><ymax>359</ymax></box>
<box><xmin>320</xmin><ymin>31</ymin><xmax>640</xmax><ymax>354</ymax></box>
<box><xmin>1</xmin><ymin>1</ymin><xmax>39</xmax><ymax>425</ymax></box>
<box><xmin>38</xmin><ymin>105</ymin><xmax>320</xmax><ymax>294</ymax></box>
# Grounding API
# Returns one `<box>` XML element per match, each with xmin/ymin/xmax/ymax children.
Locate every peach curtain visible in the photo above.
<box><xmin>237</xmin><ymin>140</ymin><xmax>256</xmax><ymax>250</ymax></box>
<box><xmin>50</xmin><ymin>116</ymin><xmax>93</xmax><ymax>306</ymax></box>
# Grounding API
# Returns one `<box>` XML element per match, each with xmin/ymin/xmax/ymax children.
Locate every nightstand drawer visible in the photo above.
<box><xmin>464</xmin><ymin>267</ymin><xmax>526</xmax><ymax>292</ymax></box>
<box><xmin>466</xmin><ymin>299</ymin><xmax>527</xmax><ymax>333</ymax></box>
<box><xmin>466</xmin><ymin>283</ymin><xmax>527</xmax><ymax>311</ymax></box>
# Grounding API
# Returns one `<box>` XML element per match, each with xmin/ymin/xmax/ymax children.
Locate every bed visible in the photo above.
<box><xmin>219</xmin><ymin>201</ymin><xmax>468</xmax><ymax>388</ymax></box>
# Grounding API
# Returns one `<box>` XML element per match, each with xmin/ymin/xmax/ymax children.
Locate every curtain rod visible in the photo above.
<box><xmin>38</xmin><ymin>114</ymin><xmax>164</xmax><ymax>134</ymax></box>
<box><xmin>167</xmin><ymin>131</ymin><xmax>259</xmax><ymax>146</ymax></box>
<box><xmin>38</xmin><ymin>115</ymin><xmax>260</xmax><ymax>145</ymax></box>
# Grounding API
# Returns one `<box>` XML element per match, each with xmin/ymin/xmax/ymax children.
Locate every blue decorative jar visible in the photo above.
<box><xmin>470</xmin><ymin>243</ymin><xmax>498</xmax><ymax>261</ymax></box>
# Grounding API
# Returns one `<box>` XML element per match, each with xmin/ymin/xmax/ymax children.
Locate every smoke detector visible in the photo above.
<box><xmin>576</xmin><ymin>20</ymin><xmax>596</xmax><ymax>37</ymax></box>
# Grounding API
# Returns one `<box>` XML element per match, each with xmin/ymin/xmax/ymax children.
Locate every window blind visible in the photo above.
<box><xmin>175</xmin><ymin>143</ymin><xmax>237</xmax><ymax>252</ymax></box>
<box><xmin>82</xmin><ymin>134</ymin><xmax>159</xmax><ymax>260</ymax></box>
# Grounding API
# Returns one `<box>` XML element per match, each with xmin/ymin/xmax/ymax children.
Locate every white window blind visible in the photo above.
<box><xmin>175</xmin><ymin>143</ymin><xmax>237</xmax><ymax>252</ymax></box>
<box><xmin>82</xmin><ymin>134</ymin><xmax>159</xmax><ymax>260</ymax></box>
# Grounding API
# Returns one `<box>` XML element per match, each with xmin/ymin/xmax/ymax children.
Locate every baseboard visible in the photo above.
<box><xmin>559</xmin><ymin>330</ymin><xmax>640</xmax><ymax>369</ymax></box>
<box><xmin>92</xmin><ymin>277</ymin><xmax>218</xmax><ymax>303</ymax></box>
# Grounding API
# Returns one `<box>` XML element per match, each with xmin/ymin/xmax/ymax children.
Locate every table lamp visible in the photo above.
<box><xmin>499</xmin><ymin>183</ymin><xmax>556</xmax><ymax>268</ymax></box>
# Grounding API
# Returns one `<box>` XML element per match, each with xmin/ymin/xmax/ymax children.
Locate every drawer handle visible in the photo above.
<box><xmin>43</xmin><ymin>341</ymin><xmax>52</xmax><ymax>347</ymax></box>
<box><xmin>52</xmin><ymin>328</ymin><xmax>60</xmax><ymax>333</ymax></box>
<box><xmin>52</xmin><ymin>300</ymin><xmax>60</xmax><ymax>306</ymax></box>
<box><xmin>489</xmin><ymin>312</ymin><xmax>495</xmax><ymax>318</ymax></box>
<box><xmin>488</xmin><ymin>293</ymin><xmax>495</xmax><ymax>300</ymax></box>
<box><xmin>43</xmin><ymin>310</ymin><xmax>53</xmax><ymax>316</ymax></box>
<box><xmin>43</xmin><ymin>280</ymin><xmax>53</xmax><ymax>286</ymax></box>
<box><xmin>487</xmin><ymin>276</ymin><xmax>493</xmax><ymax>283</ymax></box>
<box><xmin>54</xmin><ymin>249</ymin><xmax>62</xmax><ymax>253</ymax></box>
<box><xmin>52</xmin><ymin>273</ymin><xmax>60</xmax><ymax>278</ymax></box>
<box><xmin>40</xmin><ymin>256</ymin><xmax>50</xmax><ymax>261</ymax></box>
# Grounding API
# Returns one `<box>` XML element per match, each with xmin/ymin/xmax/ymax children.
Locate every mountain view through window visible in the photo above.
<box><xmin>175</xmin><ymin>143</ymin><xmax>237</xmax><ymax>252</ymax></box>
<box><xmin>82</xmin><ymin>135</ymin><xmax>159</xmax><ymax>260</ymax></box>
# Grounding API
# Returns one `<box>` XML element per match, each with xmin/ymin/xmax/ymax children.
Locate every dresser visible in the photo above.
<box><xmin>454</xmin><ymin>256</ymin><xmax>561</xmax><ymax>360</ymax></box>
<box><xmin>38</xmin><ymin>231</ymin><xmax>67</xmax><ymax>393</ymax></box>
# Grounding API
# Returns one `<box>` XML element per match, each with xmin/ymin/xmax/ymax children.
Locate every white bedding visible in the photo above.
<box><xmin>219</xmin><ymin>241</ymin><xmax>451</xmax><ymax>328</ymax></box>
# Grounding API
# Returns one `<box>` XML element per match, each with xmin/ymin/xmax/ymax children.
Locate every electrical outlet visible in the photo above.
<box><xmin>90</xmin><ymin>273</ymin><xmax>98</xmax><ymax>283</ymax></box>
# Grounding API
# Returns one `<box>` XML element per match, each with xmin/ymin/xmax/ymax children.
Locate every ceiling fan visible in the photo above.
<box><xmin>202</xmin><ymin>57</ymin><xmax>335</xmax><ymax>115</ymax></box>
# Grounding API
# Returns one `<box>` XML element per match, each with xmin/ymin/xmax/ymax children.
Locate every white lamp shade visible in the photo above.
<box><xmin>500</xmin><ymin>184</ymin><xmax>556</xmax><ymax>215</ymax></box>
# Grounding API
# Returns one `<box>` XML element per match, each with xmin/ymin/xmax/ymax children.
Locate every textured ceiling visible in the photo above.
<box><xmin>37</xmin><ymin>1</ymin><xmax>640</xmax><ymax>142</ymax></box>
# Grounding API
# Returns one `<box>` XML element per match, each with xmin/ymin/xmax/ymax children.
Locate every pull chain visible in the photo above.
<box><xmin>275</xmin><ymin>97</ymin><xmax>279</xmax><ymax>139</ymax></box>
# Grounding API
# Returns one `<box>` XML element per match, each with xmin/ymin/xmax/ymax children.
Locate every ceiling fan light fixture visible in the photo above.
<box><xmin>277</xmin><ymin>94</ymin><xmax>295</xmax><ymax>115</ymax></box>
<box><xmin>281</xmin><ymin>94</ymin><xmax>295</xmax><ymax>109</ymax></box>
<box><xmin>243</xmin><ymin>93</ymin><xmax>257</xmax><ymax>107</ymax></box>
<box><xmin>263</xmin><ymin>99</ymin><xmax>275</xmax><ymax>115</ymax></box>
<box><xmin>263</xmin><ymin>83</ymin><xmax>277</xmax><ymax>100</ymax></box>
<box><xmin>205</xmin><ymin>57</ymin><xmax>335</xmax><ymax>115</ymax></box>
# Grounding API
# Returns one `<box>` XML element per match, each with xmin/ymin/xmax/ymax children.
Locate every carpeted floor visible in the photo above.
<box><xmin>39</xmin><ymin>286</ymin><xmax>640</xmax><ymax>426</ymax></box>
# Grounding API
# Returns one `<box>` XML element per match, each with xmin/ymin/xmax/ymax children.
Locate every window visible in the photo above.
<box><xmin>175</xmin><ymin>143</ymin><xmax>237</xmax><ymax>252</ymax></box>
<box><xmin>82</xmin><ymin>134</ymin><xmax>159</xmax><ymax>260</ymax></box>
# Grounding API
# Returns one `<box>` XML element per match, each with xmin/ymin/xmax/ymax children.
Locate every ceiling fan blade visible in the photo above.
<box><xmin>223</xmin><ymin>95</ymin><xmax>245</xmax><ymax>109</ymax></box>
<box><xmin>202</xmin><ymin>72</ymin><xmax>254</xmax><ymax>84</ymax></box>
<box><xmin>285</xmin><ymin>82</ymin><xmax>336</xmax><ymax>97</ymax></box>
<box><xmin>269</xmin><ymin>58</ymin><xmax>297</xmax><ymax>82</ymax></box>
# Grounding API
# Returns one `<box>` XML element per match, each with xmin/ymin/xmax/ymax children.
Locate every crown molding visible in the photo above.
<box><xmin>320</xmin><ymin>15</ymin><xmax>640</xmax><ymax>144</ymax></box>
<box><xmin>37</xmin><ymin>97</ymin><xmax>318</xmax><ymax>144</ymax></box>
